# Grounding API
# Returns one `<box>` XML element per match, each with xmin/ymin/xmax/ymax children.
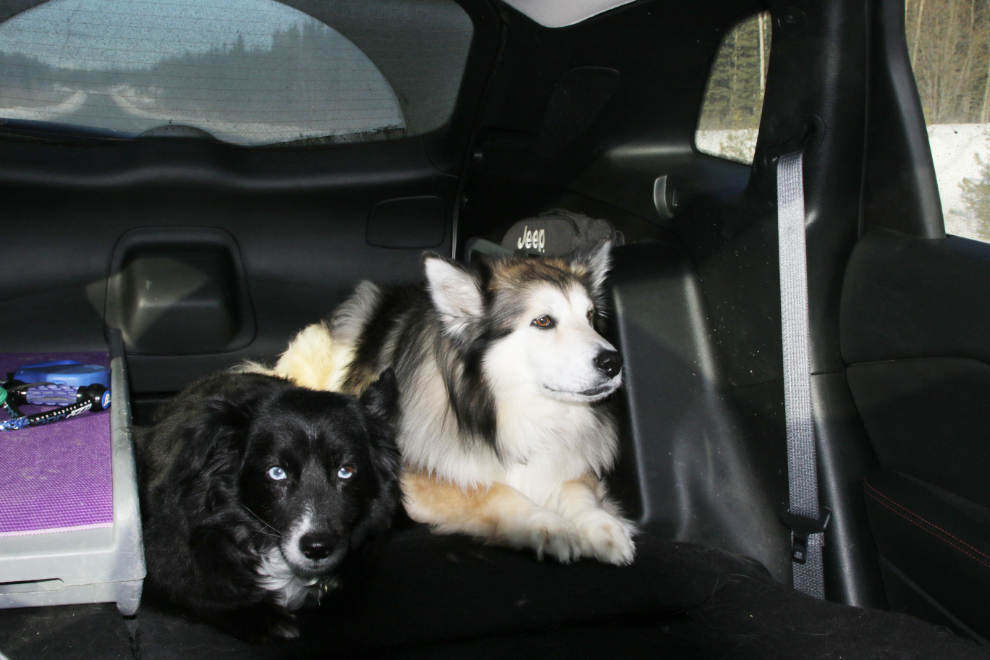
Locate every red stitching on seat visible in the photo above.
<box><xmin>864</xmin><ymin>487</ymin><xmax>990</xmax><ymax>572</ymax></box>
<box><xmin>864</xmin><ymin>481</ymin><xmax>990</xmax><ymax>561</ymax></box>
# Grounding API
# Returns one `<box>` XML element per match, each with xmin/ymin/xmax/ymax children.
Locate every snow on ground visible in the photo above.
<box><xmin>697</xmin><ymin>124</ymin><xmax>990</xmax><ymax>243</ymax></box>
<box><xmin>695</xmin><ymin>129</ymin><xmax>759</xmax><ymax>165</ymax></box>
<box><xmin>927</xmin><ymin>123</ymin><xmax>990</xmax><ymax>242</ymax></box>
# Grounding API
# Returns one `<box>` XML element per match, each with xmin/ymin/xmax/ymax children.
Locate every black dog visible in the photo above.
<box><xmin>134</xmin><ymin>369</ymin><xmax>400</xmax><ymax>642</ymax></box>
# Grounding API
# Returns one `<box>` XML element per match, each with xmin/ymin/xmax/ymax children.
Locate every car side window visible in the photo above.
<box><xmin>695</xmin><ymin>11</ymin><xmax>772</xmax><ymax>165</ymax></box>
<box><xmin>0</xmin><ymin>0</ymin><xmax>472</xmax><ymax>147</ymax></box>
<box><xmin>906</xmin><ymin>0</ymin><xmax>990</xmax><ymax>242</ymax></box>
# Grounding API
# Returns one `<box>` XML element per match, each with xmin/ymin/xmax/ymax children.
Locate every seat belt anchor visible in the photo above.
<box><xmin>780</xmin><ymin>507</ymin><xmax>831</xmax><ymax>564</ymax></box>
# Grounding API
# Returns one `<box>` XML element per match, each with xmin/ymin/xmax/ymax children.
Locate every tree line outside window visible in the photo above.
<box><xmin>696</xmin><ymin>4</ymin><xmax>990</xmax><ymax>241</ymax></box>
<box><xmin>695</xmin><ymin>12</ymin><xmax>771</xmax><ymax>164</ymax></box>
<box><xmin>907</xmin><ymin>0</ymin><xmax>990</xmax><ymax>241</ymax></box>
<box><xmin>908</xmin><ymin>0</ymin><xmax>990</xmax><ymax>125</ymax></box>
<box><xmin>696</xmin><ymin>4</ymin><xmax>990</xmax><ymax>141</ymax></box>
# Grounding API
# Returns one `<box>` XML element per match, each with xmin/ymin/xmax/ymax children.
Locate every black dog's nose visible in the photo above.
<box><xmin>300</xmin><ymin>533</ymin><xmax>336</xmax><ymax>560</ymax></box>
<box><xmin>594</xmin><ymin>350</ymin><xmax>623</xmax><ymax>378</ymax></box>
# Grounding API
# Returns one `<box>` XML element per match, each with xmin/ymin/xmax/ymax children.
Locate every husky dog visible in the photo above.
<box><xmin>258</xmin><ymin>242</ymin><xmax>635</xmax><ymax>565</ymax></box>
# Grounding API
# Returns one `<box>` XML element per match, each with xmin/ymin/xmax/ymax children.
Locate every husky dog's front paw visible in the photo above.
<box><xmin>532</xmin><ymin>511</ymin><xmax>583</xmax><ymax>564</ymax></box>
<box><xmin>509</xmin><ymin>509</ymin><xmax>582</xmax><ymax>564</ymax></box>
<box><xmin>576</xmin><ymin>511</ymin><xmax>637</xmax><ymax>565</ymax></box>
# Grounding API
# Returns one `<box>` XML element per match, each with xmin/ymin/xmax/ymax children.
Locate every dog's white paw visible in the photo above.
<box><xmin>576</xmin><ymin>511</ymin><xmax>637</xmax><ymax>565</ymax></box>
<box><xmin>265</xmin><ymin>618</ymin><xmax>302</xmax><ymax>642</ymax></box>
<box><xmin>509</xmin><ymin>509</ymin><xmax>582</xmax><ymax>564</ymax></box>
<box><xmin>211</xmin><ymin>603</ymin><xmax>300</xmax><ymax>643</ymax></box>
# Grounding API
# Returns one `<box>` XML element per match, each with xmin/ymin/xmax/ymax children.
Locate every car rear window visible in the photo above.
<box><xmin>0</xmin><ymin>0</ymin><xmax>473</xmax><ymax>147</ymax></box>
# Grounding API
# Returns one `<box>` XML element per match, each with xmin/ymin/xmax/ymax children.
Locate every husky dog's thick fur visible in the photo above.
<box><xmin>259</xmin><ymin>242</ymin><xmax>635</xmax><ymax>565</ymax></box>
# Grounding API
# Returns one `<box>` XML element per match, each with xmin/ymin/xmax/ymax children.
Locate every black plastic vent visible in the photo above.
<box><xmin>535</xmin><ymin>67</ymin><xmax>620</xmax><ymax>156</ymax></box>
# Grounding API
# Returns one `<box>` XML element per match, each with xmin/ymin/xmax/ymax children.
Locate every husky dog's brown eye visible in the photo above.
<box><xmin>337</xmin><ymin>465</ymin><xmax>355</xmax><ymax>480</ymax></box>
<box><xmin>587</xmin><ymin>308</ymin><xmax>595</xmax><ymax>322</ymax></box>
<box><xmin>533</xmin><ymin>315</ymin><xmax>555</xmax><ymax>329</ymax></box>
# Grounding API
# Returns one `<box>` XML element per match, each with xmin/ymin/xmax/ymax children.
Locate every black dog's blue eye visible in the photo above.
<box><xmin>267</xmin><ymin>466</ymin><xmax>287</xmax><ymax>481</ymax></box>
<box><xmin>337</xmin><ymin>465</ymin><xmax>355</xmax><ymax>480</ymax></box>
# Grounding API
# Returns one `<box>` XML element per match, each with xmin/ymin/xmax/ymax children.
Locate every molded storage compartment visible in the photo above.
<box><xmin>105</xmin><ymin>228</ymin><xmax>255</xmax><ymax>355</ymax></box>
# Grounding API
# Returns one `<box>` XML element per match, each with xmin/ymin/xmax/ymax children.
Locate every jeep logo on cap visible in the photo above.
<box><xmin>516</xmin><ymin>225</ymin><xmax>546</xmax><ymax>252</ymax></box>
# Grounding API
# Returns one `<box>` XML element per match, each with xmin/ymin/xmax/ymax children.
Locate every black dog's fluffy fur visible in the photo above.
<box><xmin>134</xmin><ymin>370</ymin><xmax>400</xmax><ymax>642</ymax></box>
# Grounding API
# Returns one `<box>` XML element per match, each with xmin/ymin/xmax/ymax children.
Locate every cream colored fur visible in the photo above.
<box><xmin>401</xmin><ymin>470</ymin><xmax>635</xmax><ymax>564</ymax></box>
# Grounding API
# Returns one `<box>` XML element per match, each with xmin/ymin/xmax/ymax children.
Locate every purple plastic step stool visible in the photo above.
<box><xmin>0</xmin><ymin>331</ymin><xmax>145</xmax><ymax>615</ymax></box>
<box><xmin>1</xmin><ymin>353</ymin><xmax>112</xmax><ymax>536</ymax></box>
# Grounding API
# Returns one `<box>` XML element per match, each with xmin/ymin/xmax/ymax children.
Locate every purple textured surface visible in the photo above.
<box><xmin>0</xmin><ymin>352</ymin><xmax>113</xmax><ymax>536</ymax></box>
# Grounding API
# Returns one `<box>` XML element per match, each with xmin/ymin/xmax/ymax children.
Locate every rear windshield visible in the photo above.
<box><xmin>0</xmin><ymin>0</ymin><xmax>473</xmax><ymax>147</ymax></box>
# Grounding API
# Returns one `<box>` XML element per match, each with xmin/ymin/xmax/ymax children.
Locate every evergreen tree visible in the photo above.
<box><xmin>697</xmin><ymin>12</ymin><xmax>771</xmax><ymax>132</ymax></box>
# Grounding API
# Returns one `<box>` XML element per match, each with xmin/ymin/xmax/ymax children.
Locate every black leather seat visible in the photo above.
<box><xmin>865</xmin><ymin>469</ymin><xmax>990</xmax><ymax>643</ymax></box>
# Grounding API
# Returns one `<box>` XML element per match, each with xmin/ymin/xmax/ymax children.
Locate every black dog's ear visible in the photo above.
<box><xmin>352</xmin><ymin>369</ymin><xmax>401</xmax><ymax>546</ymax></box>
<box><xmin>360</xmin><ymin>367</ymin><xmax>398</xmax><ymax>426</ymax></box>
<box><xmin>361</xmin><ymin>367</ymin><xmax>400</xmax><ymax>484</ymax></box>
<box><xmin>171</xmin><ymin>388</ymin><xmax>261</xmax><ymax>510</ymax></box>
<box><xmin>359</xmin><ymin>368</ymin><xmax>401</xmax><ymax>477</ymax></box>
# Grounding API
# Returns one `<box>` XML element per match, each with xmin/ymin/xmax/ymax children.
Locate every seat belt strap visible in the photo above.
<box><xmin>777</xmin><ymin>149</ymin><xmax>829</xmax><ymax>599</ymax></box>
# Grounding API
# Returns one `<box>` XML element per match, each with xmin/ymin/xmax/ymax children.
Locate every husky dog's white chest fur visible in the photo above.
<box><xmin>497</xmin><ymin>397</ymin><xmax>616</xmax><ymax>505</ymax></box>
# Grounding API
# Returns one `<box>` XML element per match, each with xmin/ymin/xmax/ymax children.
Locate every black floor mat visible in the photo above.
<box><xmin>1</xmin><ymin>526</ymin><xmax>988</xmax><ymax>660</ymax></box>
<box><xmin>0</xmin><ymin>602</ymin><xmax>134</xmax><ymax>660</ymax></box>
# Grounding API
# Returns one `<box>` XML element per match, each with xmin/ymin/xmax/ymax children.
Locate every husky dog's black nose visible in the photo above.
<box><xmin>300</xmin><ymin>532</ymin><xmax>336</xmax><ymax>560</ymax></box>
<box><xmin>594</xmin><ymin>350</ymin><xmax>623</xmax><ymax>378</ymax></box>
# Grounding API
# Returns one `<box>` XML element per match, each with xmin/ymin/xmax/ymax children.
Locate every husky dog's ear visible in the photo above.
<box><xmin>422</xmin><ymin>253</ymin><xmax>484</xmax><ymax>338</ymax></box>
<box><xmin>575</xmin><ymin>240</ymin><xmax>613</xmax><ymax>295</ymax></box>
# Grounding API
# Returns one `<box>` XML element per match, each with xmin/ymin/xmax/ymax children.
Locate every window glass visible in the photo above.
<box><xmin>907</xmin><ymin>0</ymin><xmax>990</xmax><ymax>241</ymax></box>
<box><xmin>695</xmin><ymin>12</ymin><xmax>771</xmax><ymax>165</ymax></box>
<box><xmin>0</xmin><ymin>0</ymin><xmax>472</xmax><ymax>147</ymax></box>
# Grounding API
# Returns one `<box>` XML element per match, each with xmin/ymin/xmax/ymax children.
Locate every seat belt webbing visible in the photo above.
<box><xmin>777</xmin><ymin>150</ymin><xmax>828</xmax><ymax>599</ymax></box>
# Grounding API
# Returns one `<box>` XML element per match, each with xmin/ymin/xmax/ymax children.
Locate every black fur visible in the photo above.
<box><xmin>342</xmin><ymin>284</ymin><xmax>422</xmax><ymax>394</ymax></box>
<box><xmin>134</xmin><ymin>370</ymin><xmax>400</xmax><ymax>643</ymax></box>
